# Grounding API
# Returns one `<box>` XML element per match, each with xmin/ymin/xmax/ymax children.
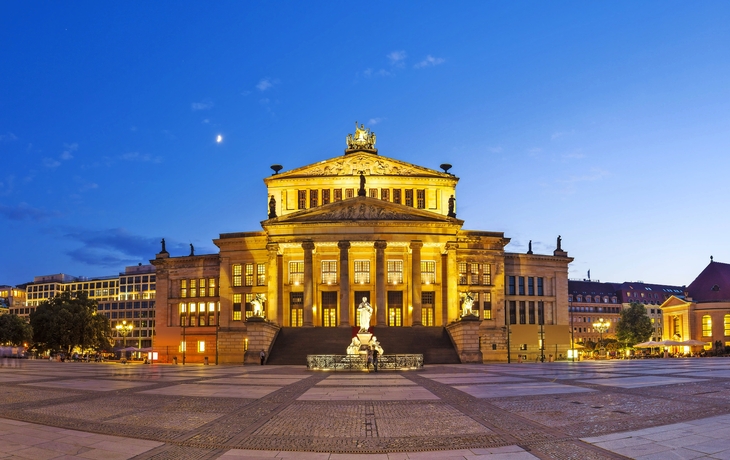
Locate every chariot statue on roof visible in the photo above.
<box><xmin>346</xmin><ymin>121</ymin><xmax>377</xmax><ymax>150</ymax></box>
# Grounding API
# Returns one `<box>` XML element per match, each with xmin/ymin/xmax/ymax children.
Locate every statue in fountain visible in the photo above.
<box><xmin>357</xmin><ymin>297</ymin><xmax>373</xmax><ymax>333</ymax></box>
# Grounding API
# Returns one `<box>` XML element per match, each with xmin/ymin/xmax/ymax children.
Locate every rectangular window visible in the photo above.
<box><xmin>345</xmin><ymin>188</ymin><xmax>354</xmax><ymax>199</ymax></box>
<box><xmin>405</xmin><ymin>189</ymin><xmax>413</xmax><ymax>207</ymax></box>
<box><xmin>180</xmin><ymin>279</ymin><xmax>187</xmax><ymax>298</ymax></box>
<box><xmin>458</xmin><ymin>263</ymin><xmax>468</xmax><ymax>285</ymax></box>
<box><xmin>322</xmin><ymin>291</ymin><xmax>337</xmax><ymax>327</ymax></box>
<box><xmin>208</xmin><ymin>278</ymin><xmax>216</xmax><ymax>297</ymax></box>
<box><xmin>233</xmin><ymin>294</ymin><xmax>242</xmax><ymax>321</ymax></box>
<box><xmin>483</xmin><ymin>264</ymin><xmax>491</xmax><ymax>285</ymax></box>
<box><xmin>470</xmin><ymin>263</ymin><xmax>480</xmax><ymax>285</ymax></box>
<box><xmin>518</xmin><ymin>277</ymin><xmax>525</xmax><ymax>295</ymax></box>
<box><xmin>245</xmin><ymin>263</ymin><xmax>254</xmax><ymax>287</ymax></box>
<box><xmin>537</xmin><ymin>277</ymin><xmax>544</xmax><ymax>296</ymax></box>
<box><xmin>354</xmin><ymin>260</ymin><xmax>370</xmax><ymax>285</ymax></box>
<box><xmin>245</xmin><ymin>293</ymin><xmax>255</xmax><ymax>318</ymax></box>
<box><xmin>298</xmin><ymin>190</ymin><xmax>307</xmax><ymax>209</ymax></box>
<box><xmin>381</xmin><ymin>189</ymin><xmax>390</xmax><ymax>201</ymax></box>
<box><xmin>416</xmin><ymin>189</ymin><xmax>425</xmax><ymax>209</ymax></box>
<box><xmin>422</xmin><ymin>291</ymin><xmax>435</xmax><ymax>326</ymax></box>
<box><xmin>421</xmin><ymin>261</ymin><xmax>436</xmax><ymax>284</ymax></box>
<box><xmin>725</xmin><ymin>314</ymin><xmax>730</xmax><ymax>336</ymax></box>
<box><xmin>190</xmin><ymin>279</ymin><xmax>197</xmax><ymax>298</ymax></box>
<box><xmin>310</xmin><ymin>189</ymin><xmax>318</xmax><ymax>208</ymax></box>
<box><xmin>321</xmin><ymin>260</ymin><xmax>337</xmax><ymax>284</ymax></box>
<box><xmin>334</xmin><ymin>189</ymin><xmax>342</xmax><ymax>202</ymax></box>
<box><xmin>528</xmin><ymin>278</ymin><xmax>535</xmax><ymax>296</ymax></box>
<box><xmin>528</xmin><ymin>301</ymin><xmax>535</xmax><ymax>324</ymax></box>
<box><xmin>393</xmin><ymin>189</ymin><xmax>401</xmax><ymax>204</ymax></box>
<box><xmin>257</xmin><ymin>264</ymin><xmax>266</xmax><ymax>286</ymax></box>
<box><xmin>509</xmin><ymin>301</ymin><xmax>516</xmax><ymax>325</ymax></box>
<box><xmin>538</xmin><ymin>301</ymin><xmax>545</xmax><ymax>325</ymax></box>
<box><xmin>508</xmin><ymin>276</ymin><xmax>516</xmax><ymax>295</ymax></box>
<box><xmin>290</xmin><ymin>292</ymin><xmax>303</xmax><ymax>327</ymax></box>
<box><xmin>519</xmin><ymin>301</ymin><xmax>526</xmax><ymax>324</ymax></box>
<box><xmin>232</xmin><ymin>264</ymin><xmax>242</xmax><ymax>287</ymax></box>
<box><xmin>289</xmin><ymin>261</ymin><xmax>304</xmax><ymax>285</ymax></box>
<box><xmin>198</xmin><ymin>341</ymin><xmax>205</xmax><ymax>353</ymax></box>
<box><xmin>483</xmin><ymin>292</ymin><xmax>492</xmax><ymax>319</ymax></box>
<box><xmin>322</xmin><ymin>189</ymin><xmax>330</xmax><ymax>205</ymax></box>
<box><xmin>387</xmin><ymin>260</ymin><xmax>403</xmax><ymax>284</ymax></box>
<box><xmin>369</xmin><ymin>188</ymin><xmax>378</xmax><ymax>198</ymax></box>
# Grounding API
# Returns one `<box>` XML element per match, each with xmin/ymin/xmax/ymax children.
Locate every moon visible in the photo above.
<box><xmin>216</xmin><ymin>134</ymin><xmax>223</xmax><ymax>143</ymax></box>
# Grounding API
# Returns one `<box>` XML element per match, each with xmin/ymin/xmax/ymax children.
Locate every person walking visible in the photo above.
<box><xmin>259</xmin><ymin>349</ymin><xmax>266</xmax><ymax>365</ymax></box>
<box><xmin>372</xmin><ymin>348</ymin><xmax>379</xmax><ymax>372</ymax></box>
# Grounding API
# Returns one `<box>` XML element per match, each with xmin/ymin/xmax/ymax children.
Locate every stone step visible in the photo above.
<box><xmin>266</xmin><ymin>326</ymin><xmax>460</xmax><ymax>365</ymax></box>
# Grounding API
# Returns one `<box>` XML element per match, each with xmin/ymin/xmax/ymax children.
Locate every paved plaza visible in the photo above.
<box><xmin>2</xmin><ymin>359</ymin><xmax>730</xmax><ymax>459</ymax></box>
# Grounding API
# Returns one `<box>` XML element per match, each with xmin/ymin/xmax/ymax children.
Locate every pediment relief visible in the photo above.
<box><xmin>274</xmin><ymin>153</ymin><xmax>451</xmax><ymax>179</ymax></box>
<box><xmin>267</xmin><ymin>197</ymin><xmax>460</xmax><ymax>224</ymax></box>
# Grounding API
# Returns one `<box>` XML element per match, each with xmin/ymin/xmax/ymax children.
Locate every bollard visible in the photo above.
<box><xmin>173</xmin><ymin>356</ymin><xmax>178</xmax><ymax>365</ymax></box>
<box><xmin>204</xmin><ymin>356</ymin><xmax>209</xmax><ymax>365</ymax></box>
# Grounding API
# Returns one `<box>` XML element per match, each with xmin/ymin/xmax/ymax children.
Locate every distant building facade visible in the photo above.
<box><xmin>661</xmin><ymin>260</ymin><xmax>730</xmax><ymax>349</ymax></box>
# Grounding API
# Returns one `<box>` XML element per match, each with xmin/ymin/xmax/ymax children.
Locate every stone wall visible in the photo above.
<box><xmin>445</xmin><ymin>318</ymin><xmax>482</xmax><ymax>363</ymax></box>
<box><xmin>243</xmin><ymin>320</ymin><xmax>281</xmax><ymax>364</ymax></box>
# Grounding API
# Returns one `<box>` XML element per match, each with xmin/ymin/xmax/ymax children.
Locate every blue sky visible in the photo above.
<box><xmin>1</xmin><ymin>2</ymin><xmax>729</xmax><ymax>286</ymax></box>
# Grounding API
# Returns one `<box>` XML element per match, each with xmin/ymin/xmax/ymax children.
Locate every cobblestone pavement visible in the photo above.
<box><xmin>2</xmin><ymin>358</ymin><xmax>730</xmax><ymax>459</ymax></box>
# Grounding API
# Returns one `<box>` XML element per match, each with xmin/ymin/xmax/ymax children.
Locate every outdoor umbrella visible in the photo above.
<box><xmin>678</xmin><ymin>340</ymin><xmax>709</xmax><ymax>346</ymax></box>
<box><xmin>634</xmin><ymin>341</ymin><xmax>660</xmax><ymax>348</ymax></box>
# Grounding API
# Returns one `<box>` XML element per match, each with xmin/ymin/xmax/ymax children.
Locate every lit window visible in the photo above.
<box><xmin>245</xmin><ymin>293</ymin><xmax>255</xmax><ymax>318</ymax></box>
<box><xmin>257</xmin><ymin>264</ymin><xmax>266</xmax><ymax>286</ymax></box>
<box><xmin>198</xmin><ymin>341</ymin><xmax>205</xmax><ymax>352</ymax></box>
<box><xmin>233</xmin><ymin>294</ymin><xmax>242</xmax><ymax>321</ymax></box>
<box><xmin>483</xmin><ymin>264</ymin><xmax>491</xmax><ymax>285</ymax></box>
<box><xmin>725</xmin><ymin>314</ymin><xmax>730</xmax><ymax>336</ymax></box>
<box><xmin>387</xmin><ymin>260</ymin><xmax>403</xmax><ymax>284</ymax></box>
<box><xmin>190</xmin><ymin>279</ymin><xmax>197</xmax><ymax>298</ymax></box>
<box><xmin>470</xmin><ymin>263</ymin><xmax>480</xmax><ymax>285</ymax></box>
<box><xmin>232</xmin><ymin>264</ymin><xmax>242</xmax><ymax>287</ymax></box>
<box><xmin>181</xmin><ymin>280</ymin><xmax>187</xmax><ymax>298</ymax></box>
<box><xmin>321</xmin><ymin>260</ymin><xmax>337</xmax><ymax>284</ymax></box>
<box><xmin>208</xmin><ymin>278</ymin><xmax>216</xmax><ymax>297</ymax></box>
<box><xmin>289</xmin><ymin>261</ymin><xmax>304</xmax><ymax>285</ymax></box>
<box><xmin>179</xmin><ymin>341</ymin><xmax>186</xmax><ymax>352</ymax></box>
<box><xmin>421</xmin><ymin>261</ymin><xmax>436</xmax><ymax>284</ymax></box>
<box><xmin>703</xmin><ymin>315</ymin><xmax>712</xmax><ymax>337</ymax></box>
<box><xmin>354</xmin><ymin>260</ymin><xmax>370</xmax><ymax>284</ymax></box>
<box><xmin>458</xmin><ymin>263</ymin><xmax>467</xmax><ymax>285</ymax></box>
<box><xmin>245</xmin><ymin>263</ymin><xmax>254</xmax><ymax>287</ymax></box>
<box><xmin>483</xmin><ymin>292</ymin><xmax>492</xmax><ymax>319</ymax></box>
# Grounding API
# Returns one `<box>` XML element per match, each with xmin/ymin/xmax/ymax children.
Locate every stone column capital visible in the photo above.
<box><xmin>410</xmin><ymin>240</ymin><xmax>424</xmax><ymax>250</ymax></box>
<box><xmin>302</xmin><ymin>240</ymin><xmax>315</xmax><ymax>251</ymax></box>
<box><xmin>374</xmin><ymin>240</ymin><xmax>388</xmax><ymax>251</ymax></box>
<box><xmin>445</xmin><ymin>242</ymin><xmax>459</xmax><ymax>252</ymax></box>
<box><xmin>337</xmin><ymin>240</ymin><xmax>351</xmax><ymax>250</ymax></box>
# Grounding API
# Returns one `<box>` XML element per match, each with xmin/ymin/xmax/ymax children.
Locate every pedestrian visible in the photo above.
<box><xmin>259</xmin><ymin>349</ymin><xmax>266</xmax><ymax>365</ymax></box>
<box><xmin>367</xmin><ymin>348</ymin><xmax>373</xmax><ymax>372</ymax></box>
<box><xmin>372</xmin><ymin>348</ymin><xmax>379</xmax><ymax>372</ymax></box>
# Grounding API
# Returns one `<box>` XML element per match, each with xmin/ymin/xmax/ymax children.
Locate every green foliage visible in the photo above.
<box><xmin>616</xmin><ymin>302</ymin><xmax>653</xmax><ymax>346</ymax></box>
<box><xmin>0</xmin><ymin>314</ymin><xmax>33</xmax><ymax>346</ymax></box>
<box><xmin>29</xmin><ymin>291</ymin><xmax>112</xmax><ymax>353</ymax></box>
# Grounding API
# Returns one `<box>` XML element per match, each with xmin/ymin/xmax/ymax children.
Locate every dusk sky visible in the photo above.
<box><xmin>2</xmin><ymin>2</ymin><xmax>729</xmax><ymax>287</ymax></box>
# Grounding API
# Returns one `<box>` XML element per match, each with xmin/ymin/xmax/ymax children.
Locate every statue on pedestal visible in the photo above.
<box><xmin>460</xmin><ymin>292</ymin><xmax>476</xmax><ymax>317</ymax></box>
<box><xmin>250</xmin><ymin>293</ymin><xmax>266</xmax><ymax>317</ymax></box>
<box><xmin>357</xmin><ymin>296</ymin><xmax>373</xmax><ymax>333</ymax></box>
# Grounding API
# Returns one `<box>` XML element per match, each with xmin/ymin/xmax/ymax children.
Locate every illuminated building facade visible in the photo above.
<box><xmin>152</xmin><ymin>125</ymin><xmax>574</xmax><ymax>364</ymax></box>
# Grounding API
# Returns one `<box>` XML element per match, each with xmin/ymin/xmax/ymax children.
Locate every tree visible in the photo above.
<box><xmin>616</xmin><ymin>302</ymin><xmax>653</xmax><ymax>346</ymax></box>
<box><xmin>0</xmin><ymin>314</ymin><xmax>33</xmax><ymax>345</ymax></box>
<box><xmin>29</xmin><ymin>291</ymin><xmax>112</xmax><ymax>354</ymax></box>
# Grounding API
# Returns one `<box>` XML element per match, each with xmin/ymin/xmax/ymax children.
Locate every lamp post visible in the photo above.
<box><xmin>592</xmin><ymin>317</ymin><xmax>610</xmax><ymax>358</ymax></box>
<box><xmin>115</xmin><ymin>320</ymin><xmax>133</xmax><ymax>363</ymax></box>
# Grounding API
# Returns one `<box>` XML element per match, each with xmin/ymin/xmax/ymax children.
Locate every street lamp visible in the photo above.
<box><xmin>592</xmin><ymin>317</ymin><xmax>610</xmax><ymax>358</ymax></box>
<box><xmin>115</xmin><ymin>320</ymin><xmax>134</xmax><ymax>363</ymax></box>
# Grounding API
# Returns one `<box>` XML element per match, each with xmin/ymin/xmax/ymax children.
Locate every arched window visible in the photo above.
<box><xmin>702</xmin><ymin>315</ymin><xmax>712</xmax><ymax>337</ymax></box>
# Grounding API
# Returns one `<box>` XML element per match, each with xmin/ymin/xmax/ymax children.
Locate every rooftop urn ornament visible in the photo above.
<box><xmin>346</xmin><ymin>121</ymin><xmax>377</xmax><ymax>151</ymax></box>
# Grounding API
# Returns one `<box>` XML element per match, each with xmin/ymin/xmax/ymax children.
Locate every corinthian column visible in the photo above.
<box><xmin>444</xmin><ymin>242</ymin><xmax>458</xmax><ymax>325</ymax></box>
<box><xmin>266</xmin><ymin>243</ymin><xmax>279</xmax><ymax>324</ymax></box>
<box><xmin>374</xmin><ymin>240</ymin><xmax>387</xmax><ymax>326</ymax></box>
<box><xmin>302</xmin><ymin>240</ymin><xmax>315</xmax><ymax>327</ymax></box>
<box><xmin>338</xmin><ymin>240</ymin><xmax>351</xmax><ymax>327</ymax></box>
<box><xmin>410</xmin><ymin>240</ymin><xmax>423</xmax><ymax>326</ymax></box>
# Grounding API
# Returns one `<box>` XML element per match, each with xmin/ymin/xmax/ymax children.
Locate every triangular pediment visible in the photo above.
<box><xmin>660</xmin><ymin>295</ymin><xmax>691</xmax><ymax>310</ymax></box>
<box><xmin>265</xmin><ymin>152</ymin><xmax>454</xmax><ymax>181</ymax></box>
<box><xmin>264</xmin><ymin>196</ymin><xmax>462</xmax><ymax>224</ymax></box>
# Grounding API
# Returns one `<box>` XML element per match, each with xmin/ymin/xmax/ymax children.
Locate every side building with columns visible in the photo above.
<box><xmin>152</xmin><ymin>125</ymin><xmax>573</xmax><ymax>364</ymax></box>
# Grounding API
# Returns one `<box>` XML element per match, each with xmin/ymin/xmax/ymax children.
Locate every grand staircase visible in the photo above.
<box><xmin>266</xmin><ymin>326</ymin><xmax>460</xmax><ymax>365</ymax></box>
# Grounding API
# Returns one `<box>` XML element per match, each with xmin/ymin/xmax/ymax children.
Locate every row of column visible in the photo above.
<box><xmin>266</xmin><ymin>239</ymin><xmax>457</xmax><ymax>327</ymax></box>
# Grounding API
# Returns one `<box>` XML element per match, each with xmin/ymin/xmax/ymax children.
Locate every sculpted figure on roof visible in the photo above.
<box><xmin>346</xmin><ymin>121</ymin><xmax>376</xmax><ymax>150</ymax></box>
